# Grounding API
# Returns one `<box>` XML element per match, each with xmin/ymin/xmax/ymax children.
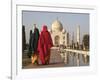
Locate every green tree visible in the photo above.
<box><xmin>82</xmin><ymin>34</ymin><xmax>89</xmax><ymax>50</ymax></box>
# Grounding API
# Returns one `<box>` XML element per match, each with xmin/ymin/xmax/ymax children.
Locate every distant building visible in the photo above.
<box><xmin>48</xmin><ymin>19</ymin><xmax>85</xmax><ymax>50</ymax></box>
<box><xmin>49</xmin><ymin>19</ymin><xmax>69</xmax><ymax>47</ymax></box>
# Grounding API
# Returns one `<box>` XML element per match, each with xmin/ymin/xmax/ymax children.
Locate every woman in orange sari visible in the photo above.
<box><xmin>38</xmin><ymin>25</ymin><xmax>53</xmax><ymax>65</ymax></box>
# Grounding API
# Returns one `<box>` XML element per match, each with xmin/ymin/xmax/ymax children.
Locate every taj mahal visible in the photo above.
<box><xmin>48</xmin><ymin>19</ymin><xmax>80</xmax><ymax>48</ymax></box>
<box><xmin>49</xmin><ymin>19</ymin><xmax>69</xmax><ymax>47</ymax></box>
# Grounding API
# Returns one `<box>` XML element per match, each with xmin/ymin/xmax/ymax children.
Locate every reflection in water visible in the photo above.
<box><xmin>61</xmin><ymin>51</ymin><xmax>89</xmax><ymax>66</ymax></box>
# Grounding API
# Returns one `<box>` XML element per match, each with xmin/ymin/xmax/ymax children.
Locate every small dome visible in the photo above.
<box><xmin>51</xmin><ymin>20</ymin><xmax>63</xmax><ymax>32</ymax></box>
<box><xmin>48</xmin><ymin>29</ymin><xmax>52</xmax><ymax>33</ymax></box>
<box><xmin>62</xmin><ymin>29</ymin><xmax>66</xmax><ymax>34</ymax></box>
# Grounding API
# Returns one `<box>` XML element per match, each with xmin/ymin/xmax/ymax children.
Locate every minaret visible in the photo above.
<box><xmin>72</xmin><ymin>32</ymin><xmax>74</xmax><ymax>49</ymax></box>
<box><xmin>76</xmin><ymin>25</ymin><xmax>80</xmax><ymax>45</ymax></box>
<box><xmin>72</xmin><ymin>32</ymin><xmax>74</xmax><ymax>43</ymax></box>
<box><xmin>67</xmin><ymin>33</ymin><xmax>69</xmax><ymax>47</ymax></box>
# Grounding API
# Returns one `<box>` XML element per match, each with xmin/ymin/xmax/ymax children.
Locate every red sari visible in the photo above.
<box><xmin>38</xmin><ymin>25</ymin><xmax>53</xmax><ymax>65</ymax></box>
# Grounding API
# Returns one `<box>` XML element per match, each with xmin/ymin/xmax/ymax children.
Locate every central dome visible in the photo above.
<box><xmin>51</xmin><ymin>20</ymin><xmax>63</xmax><ymax>32</ymax></box>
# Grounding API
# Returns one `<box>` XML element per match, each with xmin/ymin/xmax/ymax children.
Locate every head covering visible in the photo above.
<box><xmin>42</xmin><ymin>25</ymin><xmax>47</xmax><ymax>32</ymax></box>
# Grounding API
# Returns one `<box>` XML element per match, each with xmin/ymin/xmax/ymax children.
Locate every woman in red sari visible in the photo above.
<box><xmin>38</xmin><ymin>25</ymin><xmax>53</xmax><ymax>65</ymax></box>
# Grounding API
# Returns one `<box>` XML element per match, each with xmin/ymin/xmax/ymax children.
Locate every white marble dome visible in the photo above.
<box><xmin>51</xmin><ymin>20</ymin><xmax>63</xmax><ymax>32</ymax></box>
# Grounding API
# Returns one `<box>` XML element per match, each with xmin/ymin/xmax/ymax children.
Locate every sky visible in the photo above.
<box><xmin>22</xmin><ymin>11</ymin><xmax>89</xmax><ymax>44</ymax></box>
